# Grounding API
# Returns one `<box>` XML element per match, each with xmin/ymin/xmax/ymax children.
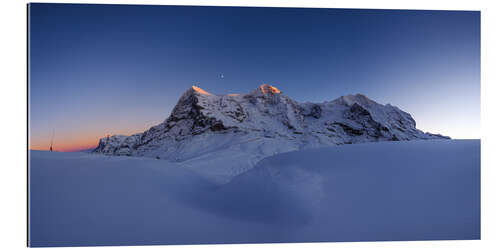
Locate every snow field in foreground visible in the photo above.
<box><xmin>29</xmin><ymin>139</ymin><xmax>480</xmax><ymax>247</ymax></box>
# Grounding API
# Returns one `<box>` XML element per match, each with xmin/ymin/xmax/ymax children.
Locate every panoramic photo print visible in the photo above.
<box><xmin>28</xmin><ymin>3</ymin><xmax>480</xmax><ymax>247</ymax></box>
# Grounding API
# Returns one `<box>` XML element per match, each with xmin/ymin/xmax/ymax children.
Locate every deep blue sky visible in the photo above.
<box><xmin>29</xmin><ymin>4</ymin><xmax>480</xmax><ymax>150</ymax></box>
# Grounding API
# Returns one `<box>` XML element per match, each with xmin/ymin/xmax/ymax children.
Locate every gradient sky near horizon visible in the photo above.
<box><xmin>29</xmin><ymin>4</ymin><xmax>480</xmax><ymax>152</ymax></box>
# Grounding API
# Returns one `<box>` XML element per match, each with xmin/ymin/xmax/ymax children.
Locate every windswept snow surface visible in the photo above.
<box><xmin>29</xmin><ymin>140</ymin><xmax>479</xmax><ymax>247</ymax></box>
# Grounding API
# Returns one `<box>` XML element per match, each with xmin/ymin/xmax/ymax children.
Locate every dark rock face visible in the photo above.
<box><xmin>221</xmin><ymin>99</ymin><xmax>247</xmax><ymax>122</ymax></box>
<box><xmin>304</xmin><ymin>104</ymin><xmax>322</xmax><ymax>119</ymax></box>
<box><xmin>343</xmin><ymin>103</ymin><xmax>391</xmax><ymax>139</ymax></box>
<box><xmin>334</xmin><ymin>122</ymin><xmax>364</xmax><ymax>136</ymax></box>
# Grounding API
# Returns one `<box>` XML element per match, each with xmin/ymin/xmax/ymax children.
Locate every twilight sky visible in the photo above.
<box><xmin>29</xmin><ymin>4</ymin><xmax>480</xmax><ymax>151</ymax></box>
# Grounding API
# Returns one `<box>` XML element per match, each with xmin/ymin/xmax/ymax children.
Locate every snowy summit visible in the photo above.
<box><xmin>93</xmin><ymin>84</ymin><xmax>449</xmax><ymax>182</ymax></box>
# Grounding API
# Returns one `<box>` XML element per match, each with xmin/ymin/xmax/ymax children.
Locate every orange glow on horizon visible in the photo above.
<box><xmin>29</xmin><ymin>127</ymin><xmax>147</xmax><ymax>152</ymax></box>
<box><xmin>30</xmin><ymin>143</ymin><xmax>98</xmax><ymax>152</ymax></box>
<box><xmin>30</xmin><ymin>136</ymin><xmax>99</xmax><ymax>152</ymax></box>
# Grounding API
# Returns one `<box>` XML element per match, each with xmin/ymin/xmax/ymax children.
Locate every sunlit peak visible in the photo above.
<box><xmin>192</xmin><ymin>85</ymin><xmax>211</xmax><ymax>95</ymax></box>
<box><xmin>259</xmin><ymin>84</ymin><xmax>281</xmax><ymax>94</ymax></box>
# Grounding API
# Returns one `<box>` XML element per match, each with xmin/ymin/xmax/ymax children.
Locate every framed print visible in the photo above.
<box><xmin>27</xmin><ymin>3</ymin><xmax>480</xmax><ymax>247</ymax></box>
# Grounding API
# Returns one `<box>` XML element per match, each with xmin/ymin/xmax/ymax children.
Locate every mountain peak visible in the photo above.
<box><xmin>191</xmin><ymin>85</ymin><xmax>212</xmax><ymax>95</ymax></box>
<box><xmin>337</xmin><ymin>93</ymin><xmax>375</xmax><ymax>106</ymax></box>
<box><xmin>259</xmin><ymin>84</ymin><xmax>281</xmax><ymax>94</ymax></box>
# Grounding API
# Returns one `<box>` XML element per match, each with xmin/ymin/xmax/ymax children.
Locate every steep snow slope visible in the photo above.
<box><xmin>29</xmin><ymin>140</ymin><xmax>479</xmax><ymax>247</ymax></box>
<box><xmin>93</xmin><ymin>85</ymin><xmax>449</xmax><ymax>182</ymax></box>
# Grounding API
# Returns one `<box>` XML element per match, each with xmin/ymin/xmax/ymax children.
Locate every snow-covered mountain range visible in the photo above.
<box><xmin>93</xmin><ymin>84</ymin><xmax>449</xmax><ymax>182</ymax></box>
